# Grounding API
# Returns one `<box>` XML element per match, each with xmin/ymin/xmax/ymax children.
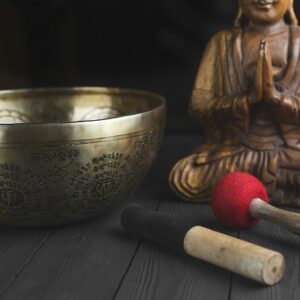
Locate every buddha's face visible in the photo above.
<box><xmin>240</xmin><ymin>0</ymin><xmax>291</xmax><ymax>25</ymax></box>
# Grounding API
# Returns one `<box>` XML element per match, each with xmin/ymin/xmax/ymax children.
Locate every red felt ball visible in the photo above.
<box><xmin>212</xmin><ymin>172</ymin><xmax>269</xmax><ymax>229</ymax></box>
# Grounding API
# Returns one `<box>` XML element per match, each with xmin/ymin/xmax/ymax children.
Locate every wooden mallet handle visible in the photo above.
<box><xmin>121</xmin><ymin>204</ymin><xmax>285</xmax><ymax>285</ymax></box>
<box><xmin>250</xmin><ymin>198</ymin><xmax>300</xmax><ymax>235</ymax></box>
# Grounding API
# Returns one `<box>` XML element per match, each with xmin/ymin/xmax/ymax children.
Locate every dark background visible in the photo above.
<box><xmin>1</xmin><ymin>0</ymin><xmax>300</xmax><ymax>133</ymax></box>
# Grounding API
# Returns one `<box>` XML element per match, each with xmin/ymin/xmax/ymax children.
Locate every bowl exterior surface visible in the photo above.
<box><xmin>0</xmin><ymin>88</ymin><xmax>165</xmax><ymax>226</ymax></box>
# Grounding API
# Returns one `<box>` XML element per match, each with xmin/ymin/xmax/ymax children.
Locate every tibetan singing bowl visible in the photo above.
<box><xmin>0</xmin><ymin>87</ymin><xmax>166</xmax><ymax>227</ymax></box>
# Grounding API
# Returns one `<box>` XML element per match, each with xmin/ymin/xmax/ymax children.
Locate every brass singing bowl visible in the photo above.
<box><xmin>0</xmin><ymin>87</ymin><xmax>166</xmax><ymax>227</ymax></box>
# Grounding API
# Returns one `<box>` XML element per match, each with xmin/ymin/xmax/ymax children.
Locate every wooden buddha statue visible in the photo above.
<box><xmin>169</xmin><ymin>0</ymin><xmax>300</xmax><ymax>206</ymax></box>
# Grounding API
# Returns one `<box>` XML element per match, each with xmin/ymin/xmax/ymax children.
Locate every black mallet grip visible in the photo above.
<box><xmin>121</xmin><ymin>204</ymin><xmax>199</xmax><ymax>252</ymax></box>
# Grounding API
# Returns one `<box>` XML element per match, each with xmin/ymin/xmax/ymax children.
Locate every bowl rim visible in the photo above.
<box><xmin>0</xmin><ymin>86</ymin><xmax>166</xmax><ymax>127</ymax></box>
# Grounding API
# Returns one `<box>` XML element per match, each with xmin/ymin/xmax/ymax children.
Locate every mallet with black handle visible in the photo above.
<box><xmin>121</xmin><ymin>204</ymin><xmax>285</xmax><ymax>286</ymax></box>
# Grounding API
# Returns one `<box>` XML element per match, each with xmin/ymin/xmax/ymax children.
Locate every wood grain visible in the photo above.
<box><xmin>0</xmin><ymin>190</ymin><xmax>157</xmax><ymax>300</ymax></box>
<box><xmin>0</xmin><ymin>227</ymin><xmax>52</xmax><ymax>297</ymax></box>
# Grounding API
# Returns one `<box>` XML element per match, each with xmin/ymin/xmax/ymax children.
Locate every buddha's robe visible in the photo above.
<box><xmin>169</xmin><ymin>26</ymin><xmax>300</xmax><ymax>206</ymax></box>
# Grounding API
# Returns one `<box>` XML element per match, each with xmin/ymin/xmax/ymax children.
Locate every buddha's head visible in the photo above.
<box><xmin>235</xmin><ymin>0</ymin><xmax>298</xmax><ymax>26</ymax></box>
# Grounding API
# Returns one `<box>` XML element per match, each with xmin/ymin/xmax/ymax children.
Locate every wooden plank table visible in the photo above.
<box><xmin>0</xmin><ymin>135</ymin><xmax>299</xmax><ymax>300</ymax></box>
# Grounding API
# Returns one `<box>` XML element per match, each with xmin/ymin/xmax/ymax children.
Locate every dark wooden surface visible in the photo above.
<box><xmin>0</xmin><ymin>134</ymin><xmax>299</xmax><ymax>300</ymax></box>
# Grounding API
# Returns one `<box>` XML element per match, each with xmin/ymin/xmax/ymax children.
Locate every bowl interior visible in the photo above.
<box><xmin>0</xmin><ymin>87</ymin><xmax>163</xmax><ymax>124</ymax></box>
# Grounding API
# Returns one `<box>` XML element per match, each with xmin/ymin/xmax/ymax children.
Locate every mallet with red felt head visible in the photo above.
<box><xmin>212</xmin><ymin>172</ymin><xmax>300</xmax><ymax>235</ymax></box>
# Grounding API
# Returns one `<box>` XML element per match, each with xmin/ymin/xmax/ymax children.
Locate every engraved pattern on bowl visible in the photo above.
<box><xmin>0</xmin><ymin>87</ymin><xmax>165</xmax><ymax>226</ymax></box>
